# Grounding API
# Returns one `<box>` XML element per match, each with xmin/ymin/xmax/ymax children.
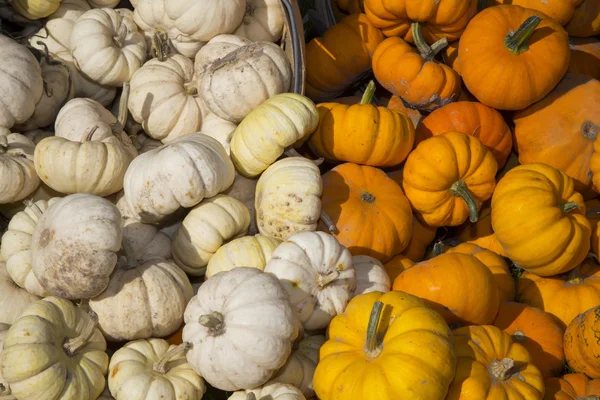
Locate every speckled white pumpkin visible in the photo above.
<box><xmin>54</xmin><ymin>97</ymin><xmax>123</xmax><ymax>141</ymax></box>
<box><xmin>0</xmin><ymin>132</ymin><xmax>40</xmax><ymax>204</ymax></box>
<box><xmin>0</xmin><ymin>262</ymin><xmax>39</xmax><ymax>325</ymax></box>
<box><xmin>352</xmin><ymin>255</ymin><xmax>391</xmax><ymax>296</ymax></box>
<box><xmin>193</xmin><ymin>34</ymin><xmax>250</xmax><ymax>82</ymax></box>
<box><xmin>233</xmin><ymin>0</ymin><xmax>285</xmax><ymax>42</ymax></box>
<box><xmin>228</xmin><ymin>382</ymin><xmax>306</xmax><ymax>400</ymax></box>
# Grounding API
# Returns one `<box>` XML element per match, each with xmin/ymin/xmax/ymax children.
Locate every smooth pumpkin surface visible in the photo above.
<box><xmin>486</xmin><ymin>0</ymin><xmax>583</xmax><ymax>26</ymax></box>
<box><xmin>459</xmin><ymin>5</ymin><xmax>570</xmax><ymax>110</ymax></box>
<box><xmin>491</xmin><ymin>163</ymin><xmax>591</xmax><ymax>276</ymax></box>
<box><xmin>544</xmin><ymin>373</ymin><xmax>600</xmax><ymax>399</ymax></box>
<box><xmin>313</xmin><ymin>291</ymin><xmax>456</xmax><ymax>400</ymax></box>
<box><xmin>320</xmin><ymin>163</ymin><xmax>413</xmax><ymax>263</ymax></box>
<box><xmin>393</xmin><ymin>253</ymin><xmax>501</xmax><ymax>327</ymax></box>
<box><xmin>568</xmin><ymin>38</ymin><xmax>600</xmax><ymax>80</ymax></box>
<box><xmin>514</xmin><ymin>74</ymin><xmax>600</xmax><ymax>192</ymax></box>
<box><xmin>415</xmin><ymin>101</ymin><xmax>512</xmax><ymax>167</ymax></box>
<box><xmin>565</xmin><ymin>0</ymin><xmax>600</xmax><ymax>37</ymax></box>
<box><xmin>383</xmin><ymin>254</ymin><xmax>413</xmax><ymax>282</ymax></box>
<box><xmin>454</xmin><ymin>203</ymin><xmax>507</xmax><ymax>257</ymax></box>
<box><xmin>493</xmin><ymin>302</ymin><xmax>565</xmax><ymax>379</ymax></box>
<box><xmin>447</xmin><ymin>325</ymin><xmax>545</xmax><ymax>400</ymax></box>
<box><xmin>564</xmin><ymin>306</ymin><xmax>600</xmax><ymax>378</ymax></box>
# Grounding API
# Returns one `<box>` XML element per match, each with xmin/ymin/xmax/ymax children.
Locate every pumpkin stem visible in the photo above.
<box><xmin>489</xmin><ymin>357</ymin><xmax>515</xmax><ymax>381</ymax></box>
<box><xmin>450</xmin><ymin>181</ymin><xmax>479</xmax><ymax>223</ymax></box>
<box><xmin>364</xmin><ymin>300</ymin><xmax>384</xmax><ymax>358</ymax></box>
<box><xmin>560</xmin><ymin>202</ymin><xmax>581</xmax><ymax>214</ymax></box>
<box><xmin>284</xmin><ymin>147</ymin><xmax>324</xmax><ymax>166</ymax></box>
<box><xmin>63</xmin><ymin>311</ymin><xmax>98</xmax><ymax>356</ymax></box>
<box><xmin>199</xmin><ymin>311</ymin><xmax>225</xmax><ymax>331</ymax></box>
<box><xmin>81</xmin><ymin>126</ymin><xmax>100</xmax><ymax>143</ymax></box>
<box><xmin>246</xmin><ymin>394</ymin><xmax>257</xmax><ymax>400</ymax></box>
<box><xmin>184</xmin><ymin>80</ymin><xmax>198</xmax><ymax>96</ymax></box>
<box><xmin>360</xmin><ymin>81</ymin><xmax>376</xmax><ymax>105</ymax></box>
<box><xmin>23</xmin><ymin>199</ymin><xmax>44</xmax><ymax>219</ymax></box>
<box><xmin>112</xmin><ymin>21</ymin><xmax>127</xmax><ymax>48</ymax></box>
<box><xmin>320</xmin><ymin>210</ymin><xmax>337</xmax><ymax>234</ymax></box>
<box><xmin>316</xmin><ymin>270</ymin><xmax>340</xmax><ymax>289</ymax></box>
<box><xmin>411</xmin><ymin>22</ymin><xmax>448</xmax><ymax>61</ymax></box>
<box><xmin>566</xmin><ymin>267</ymin><xmax>584</xmax><ymax>285</ymax></box>
<box><xmin>0</xmin><ymin>383</ymin><xmax>9</xmax><ymax>396</ymax></box>
<box><xmin>119</xmin><ymin>239</ymin><xmax>139</xmax><ymax>270</ymax></box>
<box><xmin>110</xmin><ymin>82</ymin><xmax>130</xmax><ymax>134</ymax></box>
<box><xmin>512</xmin><ymin>330</ymin><xmax>526</xmax><ymax>342</ymax></box>
<box><xmin>582</xmin><ymin>121</ymin><xmax>599</xmax><ymax>140</ymax></box>
<box><xmin>504</xmin><ymin>16</ymin><xmax>542</xmax><ymax>55</ymax></box>
<box><xmin>0</xmin><ymin>134</ymin><xmax>8</xmax><ymax>154</ymax></box>
<box><xmin>432</xmin><ymin>241</ymin><xmax>446</xmax><ymax>256</ymax></box>
<box><xmin>153</xmin><ymin>342</ymin><xmax>192</xmax><ymax>374</ymax></box>
<box><xmin>151</xmin><ymin>28</ymin><xmax>170</xmax><ymax>62</ymax></box>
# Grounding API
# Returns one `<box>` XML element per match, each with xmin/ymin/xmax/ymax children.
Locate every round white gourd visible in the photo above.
<box><xmin>200</xmin><ymin>110</ymin><xmax>238</xmax><ymax>155</ymax></box>
<box><xmin>0</xmin><ymin>297</ymin><xmax>108</xmax><ymax>400</ymax></box>
<box><xmin>264</xmin><ymin>231</ymin><xmax>356</xmax><ymax>330</ymax></box>
<box><xmin>223</xmin><ymin>172</ymin><xmax>258</xmax><ymax>234</ymax></box>
<box><xmin>172</xmin><ymin>195</ymin><xmax>250</xmax><ymax>276</ymax></box>
<box><xmin>0</xmin><ymin>132</ymin><xmax>40</xmax><ymax>204</ymax></box>
<box><xmin>230</xmin><ymin>94</ymin><xmax>318</xmax><ymax>177</ymax></box>
<box><xmin>352</xmin><ymin>255</ymin><xmax>391</xmax><ymax>296</ymax></box>
<box><xmin>183</xmin><ymin>267</ymin><xmax>299</xmax><ymax>391</ymax></box>
<box><xmin>205</xmin><ymin>234</ymin><xmax>280</xmax><ymax>279</ymax></box>
<box><xmin>199</xmin><ymin>41</ymin><xmax>292</xmax><ymax>123</ymax></box>
<box><xmin>0</xmin><ymin>323</ymin><xmax>15</xmax><ymax>400</ymax></box>
<box><xmin>233</xmin><ymin>0</ymin><xmax>285</xmax><ymax>42</ymax></box>
<box><xmin>0</xmin><ymin>262</ymin><xmax>39</xmax><ymax>325</ymax></box>
<box><xmin>255</xmin><ymin>157</ymin><xmax>322</xmax><ymax>241</ymax></box>
<box><xmin>108</xmin><ymin>339</ymin><xmax>205</xmax><ymax>400</ymax></box>
<box><xmin>228</xmin><ymin>382</ymin><xmax>306</xmax><ymax>400</ymax></box>
<box><xmin>193</xmin><ymin>34</ymin><xmax>250</xmax><ymax>82</ymax></box>
<box><xmin>30</xmin><ymin>194</ymin><xmax>123</xmax><ymax>299</ymax></box>
<box><xmin>123</xmin><ymin>133</ymin><xmax>235</xmax><ymax>223</ymax></box>
<box><xmin>55</xmin><ymin>97</ymin><xmax>124</xmax><ymax>141</ymax></box>
<box><xmin>71</xmin><ymin>8</ymin><xmax>147</xmax><ymax>86</ymax></box>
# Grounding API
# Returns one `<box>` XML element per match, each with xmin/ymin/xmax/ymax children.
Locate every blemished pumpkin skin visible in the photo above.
<box><xmin>402</xmin><ymin>131</ymin><xmax>498</xmax><ymax>227</ymax></box>
<box><xmin>568</xmin><ymin>37</ymin><xmax>600</xmax><ymax>80</ymax></box>
<box><xmin>310</xmin><ymin>81</ymin><xmax>415</xmax><ymax>167</ymax></box>
<box><xmin>393</xmin><ymin>252</ymin><xmax>501</xmax><ymax>327</ymax></box>
<box><xmin>454</xmin><ymin>204</ymin><xmax>508</xmax><ymax>257</ymax></box>
<box><xmin>459</xmin><ymin>5</ymin><xmax>570</xmax><ymax>111</ymax></box>
<box><xmin>514</xmin><ymin>74</ymin><xmax>600</xmax><ymax>193</ymax></box>
<box><xmin>544</xmin><ymin>373</ymin><xmax>600</xmax><ymax>399</ymax></box>
<box><xmin>448</xmin><ymin>325</ymin><xmax>545</xmax><ymax>400</ymax></box>
<box><xmin>493</xmin><ymin>302</ymin><xmax>565</xmax><ymax>380</ymax></box>
<box><xmin>492</xmin><ymin>163</ymin><xmax>591</xmax><ymax>277</ymax></box>
<box><xmin>305</xmin><ymin>14</ymin><xmax>385</xmax><ymax>101</ymax></box>
<box><xmin>564</xmin><ymin>306</ymin><xmax>600</xmax><ymax>379</ymax></box>
<box><xmin>383</xmin><ymin>254</ymin><xmax>413</xmax><ymax>282</ymax></box>
<box><xmin>586</xmin><ymin>198</ymin><xmax>600</xmax><ymax>255</ymax></box>
<box><xmin>486</xmin><ymin>0</ymin><xmax>583</xmax><ymax>26</ymax></box>
<box><xmin>320</xmin><ymin>163</ymin><xmax>413</xmax><ymax>263</ymax></box>
<box><xmin>313</xmin><ymin>291</ymin><xmax>457</xmax><ymax>400</ymax></box>
<box><xmin>384</xmin><ymin>95</ymin><xmax>422</xmax><ymax>129</ymax></box>
<box><xmin>415</xmin><ymin>101</ymin><xmax>512</xmax><ymax>168</ymax></box>
<box><xmin>565</xmin><ymin>0</ymin><xmax>600</xmax><ymax>37</ymax></box>
<box><xmin>517</xmin><ymin>259</ymin><xmax>600</xmax><ymax>329</ymax></box>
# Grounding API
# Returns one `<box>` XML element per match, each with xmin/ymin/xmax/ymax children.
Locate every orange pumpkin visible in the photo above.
<box><xmin>383</xmin><ymin>253</ymin><xmax>413</xmax><ymax>282</ymax></box>
<box><xmin>393</xmin><ymin>252</ymin><xmax>501</xmax><ymax>327</ymax></box>
<box><xmin>320</xmin><ymin>163</ymin><xmax>413</xmax><ymax>262</ymax></box>
<box><xmin>564</xmin><ymin>305</ymin><xmax>600</xmax><ymax>378</ymax></box>
<box><xmin>372</xmin><ymin>24</ymin><xmax>461</xmax><ymax>111</ymax></box>
<box><xmin>544</xmin><ymin>373</ymin><xmax>600</xmax><ymax>399</ymax></box>
<box><xmin>384</xmin><ymin>95</ymin><xmax>422</xmax><ymax>129</ymax></box>
<box><xmin>448</xmin><ymin>325</ymin><xmax>545</xmax><ymax>400</ymax></box>
<box><xmin>402</xmin><ymin>131</ymin><xmax>498</xmax><ymax>227</ymax></box>
<box><xmin>565</xmin><ymin>0</ymin><xmax>600</xmax><ymax>37</ymax></box>
<box><xmin>454</xmin><ymin>203</ymin><xmax>507</xmax><ymax>257</ymax></box>
<box><xmin>459</xmin><ymin>5</ymin><xmax>570</xmax><ymax>110</ymax></box>
<box><xmin>586</xmin><ymin>198</ymin><xmax>600</xmax><ymax>256</ymax></box>
<box><xmin>485</xmin><ymin>0</ymin><xmax>584</xmax><ymax>26</ymax></box>
<box><xmin>415</xmin><ymin>101</ymin><xmax>512</xmax><ymax>167</ymax></box>
<box><xmin>310</xmin><ymin>81</ymin><xmax>415</xmax><ymax>167</ymax></box>
<box><xmin>493</xmin><ymin>302</ymin><xmax>564</xmax><ymax>379</ymax></box>
<box><xmin>517</xmin><ymin>258</ymin><xmax>600</xmax><ymax>329</ymax></box>
<box><xmin>568</xmin><ymin>37</ymin><xmax>600</xmax><ymax>80</ymax></box>
<box><xmin>443</xmin><ymin>40</ymin><xmax>461</xmax><ymax>75</ymax></box>
<box><xmin>514</xmin><ymin>74</ymin><xmax>600</xmax><ymax>193</ymax></box>
<box><xmin>305</xmin><ymin>14</ymin><xmax>384</xmax><ymax>101</ymax></box>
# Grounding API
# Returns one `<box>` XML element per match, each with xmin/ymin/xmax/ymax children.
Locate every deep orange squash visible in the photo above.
<box><xmin>565</xmin><ymin>0</ymin><xmax>600</xmax><ymax>37</ymax></box>
<box><xmin>564</xmin><ymin>305</ymin><xmax>600</xmax><ymax>378</ymax></box>
<box><xmin>568</xmin><ymin>37</ymin><xmax>600</xmax><ymax>80</ymax></box>
<box><xmin>544</xmin><ymin>373</ymin><xmax>600</xmax><ymax>399</ymax></box>
<box><xmin>486</xmin><ymin>0</ymin><xmax>584</xmax><ymax>26</ymax></box>
<box><xmin>443</xmin><ymin>39</ymin><xmax>461</xmax><ymax>75</ymax></box>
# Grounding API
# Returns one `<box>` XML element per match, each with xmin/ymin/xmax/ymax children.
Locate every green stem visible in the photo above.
<box><xmin>450</xmin><ymin>181</ymin><xmax>479</xmax><ymax>223</ymax></box>
<box><xmin>360</xmin><ymin>81</ymin><xmax>376</xmax><ymax>105</ymax></box>
<box><xmin>153</xmin><ymin>342</ymin><xmax>192</xmax><ymax>373</ymax></box>
<box><xmin>363</xmin><ymin>301</ymin><xmax>384</xmax><ymax>357</ymax></box>
<box><xmin>199</xmin><ymin>311</ymin><xmax>224</xmax><ymax>330</ymax></box>
<box><xmin>561</xmin><ymin>202</ymin><xmax>580</xmax><ymax>213</ymax></box>
<box><xmin>504</xmin><ymin>16</ymin><xmax>542</xmax><ymax>55</ymax></box>
<box><xmin>411</xmin><ymin>22</ymin><xmax>448</xmax><ymax>60</ymax></box>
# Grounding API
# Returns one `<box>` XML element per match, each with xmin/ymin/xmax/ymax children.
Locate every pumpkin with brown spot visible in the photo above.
<box><xmin>564</xmin><ymin>306</ymin><xmax>600</xmax><ymax>378</ymax></box>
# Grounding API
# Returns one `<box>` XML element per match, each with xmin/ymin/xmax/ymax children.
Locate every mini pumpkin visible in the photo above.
<box><xmin>383</xmin><ymin>254</ymin><xmax>413</xmax><ymax>282</ymax></box>
<box><xmin>229</xmin><ymin>383</ymin><xmax>305</xmax><ymax>400</ymax></box>
<box><xmin>10</xmin><ymin>0</ymin><xmax>61</xmax><ymax>19</ymax></box>
<box><xmin>568</xmin><ymin>37</ymin><xmax>600</xmax><ymax>80</ymax></box>
<box><xmin>352</xmin><ymin>255</ymin><xmax>391</xmax><ymax>295</ymax></box>
<box><xmin>544</xmin><ymin>373</ymin><xmax>600</xmax><ymax>399</ymax></box>
<box><xmin>384</xmin><ymin>94</ymin><xmax>422</xmax><ymax>128</ymax></box>
<box><xmin>565</xmin><ymin>0</ymin><xmax>600</xmax><ymax>37</ymax></box>
<box><xmin>0</xmin><ymin>132</ymin><xmax>40</xmax><ymax>204</ymax></box>
<box><xmin>486</xmin><ymin>0</ymin><xmax>584</xmax><ymax>26</ymax></box>
<box><xmin>0</xmin><ymin>262</ymin><xmax>39</xmax><ymax>325</ymax></box>
<box><xmin>232</xmin><ymin>0</ymin><xmax>285</xmax><ymax>42</ymax></box>
<box><xmin>193</xmin><ymin>34</ymin><xmax>251</xmax><ymax>83</ymax></box>
<box><xmin>564</xmin><ymin>305</ymin><xmax>600</xmax><ymax>378</ymax></box>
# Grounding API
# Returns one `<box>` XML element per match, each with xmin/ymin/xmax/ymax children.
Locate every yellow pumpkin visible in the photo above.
<box><xmin>11</xmin><ymin>0</ymin><xmax>61</xmax><ymax>19</ymax></box>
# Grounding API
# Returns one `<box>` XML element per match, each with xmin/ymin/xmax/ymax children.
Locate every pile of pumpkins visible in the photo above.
<box><xmin>0</xmin><ymin>0</ymin><xmax>599</xmax><ymax>399</ymax></box>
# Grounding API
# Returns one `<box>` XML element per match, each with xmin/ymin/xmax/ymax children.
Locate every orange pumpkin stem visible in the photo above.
<box><xmin>364</xmin><ymin>300</ymin><xmax>384</xmax><ymax>358</ymax></box>
<box><xmin>153</xmin><ymin>342</ymin><xmax>192</xmax><ymax>373</ymax></box>
<box><xmin>489</xmin><ymin>357</ymin><xmax>515</xmax><ymax>381</ymax></box>
<box><xmin>320</xmin><ymin>210</ymin><xmax>338</xmax><ymax>234</ymax></box>
<box><xmin>411</xmin><ymin>22</ymin><xmax>448</xmax><ymax>61</ymax></box>
<box><xmin>110</xmin><ymin>82</ymin><xmax>130</xmax><ymax>134</ymax></box>
<box><xmin>360</xmin><ymin>81</ymin><xmax>376</xmax><ymax>105</ymax></box>
<box><xmin>504</xmin><ymin>16</ymin><xmax>543</xmax><ymax>55</ymax></box>
<box><xmin>560</xmin><ymin>201</ymin><xmax>581</xmax><ymax>214</ymax></box>
<box><xmin>63</xmin><ymin>311</ymin><xmax>99</xmax><ymax>356</ymax></box>
<box><xmin>199</xmin><ymin>311</ymin><xmax>224</xmax><ymax>331</ymax></box>
<box><xmin>450</xmin><ymin>181</ymin><xmax>479</xmax><ymax>223</ymax></box>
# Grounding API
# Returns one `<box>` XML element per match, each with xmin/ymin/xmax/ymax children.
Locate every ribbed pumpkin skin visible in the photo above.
<box><xmin>564</xmin><ymin>306</ymin><xmax>600</xmax><ymax>378</ymax></box>
<box><xmin>568</xmin><ymin>38</ymin><xmax>600</xmax><ymax>80</ymax></box>
<box><xmin>544</xmin><ymin>373</ymin><xmax>600</xmax><ymax>399</ymax></box>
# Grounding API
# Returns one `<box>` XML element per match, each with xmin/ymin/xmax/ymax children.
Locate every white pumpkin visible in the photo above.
<box><xmin>200</xmin><ymin>110</ymin><xmax>238</xmax><ymax>155</ymax></box>
<box><xmin>172</xmin><ymin>195</ymin><xmax>250</xmax><ymax>276</ymax></box>
<box><xmin>230</xmin><ymin>94</ymin><xmax>318</xmax><ymax>177</ymax></box>
<box><xmin>0</xmin><ymin>297</ymin><xmax>108</xmax><ymax>400</ymax></box>
<box><xmin>271</xmin><ymin>335</ymin><xmax>325</xmax><ymax>398</ymax></box>
<box><xmin>352</xmin><ymin>255</ymin><xmax>391</xmax><ymax>295</ymax></box>
<box><xmin>0</xmin><ymin>198</ymin><xmax>60</xmax><ymax>297</ymax></box>
<box><xmin>88</xmin><ymin>0</ymin><xmax>119</xmax><ymax>7</ymax></box>
<box><xmin>199</xmin><ymin>41</ymin><xmax>292</xmax><ymax>123</ymax></box>
<box><xmin>193</xmin><ymin>34</ymin><xmax>250</xmax><ymax>82</ymax></box>
<box><xmin>223</xmin><ymin>172</ymin><xmax>258</xmax><ymax>234</ymax></box>
<box><xmin>55</xmin><ymin>97</ymin><xmax>125</xmax><ymax>141</ymax></box>
<box><xmin>0</xmin><ymin>183</ymin><xmax>61</xmax><ymax>220</ymax></box>
<box><xmin>0</xmin><ymin>35</ymin><xmax>43</xmax><ymax>129</ymax></box>
<box><xmin>264</xmin><ymin>231</ymin><xmax>356</xmax><ymax>330</ymax></box>
<box><xmin>233</xmin><ymin>0</ymin><xmax>285</xmax><ymax>42</ymax></box>
<box><xmin>71</xmin><ymin>8</ymin><xmax>147</xmax><ymax>86</ymax></box>
<box><xmin>22</xmin><ymin>129</ymin><xmax>53</xmax><ymax>144</ymax></box>
<box><xmin>128</xmin><ymin>55</ymin><xmax>204</xmax><ymax>142</ymax></box>
<box><xmin>30</xmin><ymin>193</ymin><xmax>123</xmax><ymax>299</ymax></box>
<box><xmin>123</xmin><ymin>133</ymin><xmax>235</xmax><ymax>223</ymax></box>
<box><xmin>130</xmin><ymin>129</ymin><xmax>162</xmax><ymax>154</ymax></box>
<box><xmin>205</xmin><ymin>234</ymin><xmax>279</xmax><ymax>279</ymax></box>
<box><xmin>183</xmin><ymin>267</ymin><xmax>299</xmax><ymax>391</ymax></box>
<box><xmin>108</xmin><ymin>339</ymin><xmax>205</xmax><ymax>400</ymax></box>
<box><xmin>0</xmin><ymin>323</ymin><xmax>14</xmax><ymax>400</ymax></box>
<box><xmin>0</xmin><ymin>132</ymin><xmax>41</xmax><ymax>204</ymax></box>
<box><xmin>255</xmin><ymin>157</ymin><xmax>322</xmax><ymax>241</ymax></box>
<box><xmin>0</xmin><ymin>262</ymin><xmax>39</xmax><ymax>325</ymax></box>
<box><xmin>228</xmin><ymin>382</ymin><xmax>306</xmax><ymax>400</ymax></box>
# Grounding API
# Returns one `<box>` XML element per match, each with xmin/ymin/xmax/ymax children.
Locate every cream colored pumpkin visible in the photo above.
<box><xmin>0</xmin><ymin>183</ymin><xmax>61</xmax><ymax>221</ymax></box>
<box><xmin>128</xmin><ymin>55</ymin><xmax>204</xmax><ymax>142</ymax></box>
<box><xmin>108</xmin><ymin>339</ymin><xmax>205</xmax><ymax>400</ymax></box>
<box><xmin>23</xmin><ymin>130</ymin><xmax>53</xmax><ymax>145</ymax></box>
<box><xmin>230</xmin><ymin>94</ymin><xmax>319</xmax><ymax>177</ymax></box>
<box><xmin>229</xmin><ymin>382</ymin><xmax>306</xmax><ymax>400</ymax></box>
<box><xmin>0</xmin><ymin>262</ymin><xmax>39</xmax><ymax>325</ymax></box>
<box><xmin>88</xmin><ymin>0</ymin><xmax>119</xmax><ymax>8</ymax></box>
<box><xmin>130</xmin><ymin>128</ymin><xmax>162</xmax><ymax>154</ymax></box>
<box><xmin>205</xmin><ymin>234</ymin><xmax>280</xmax><ymax>279</ymax></box>
<box><xmin>0</xmin><ymin>198</ymin><xmax>60</xmax><ymax>297</ymax></box>
<box><xmin>200</xmin><ymin>110</ymin><xmax>238</xmax><ymax>155</ymax></box>
<box><xmin>172</xmin><ymin>195</ymin><xmax>251</xmax><ymax>276</ymax></box>
<box><xmin>10</xmin><ymin>0</ymin><xmax>61</xmax><ymax>19</ymax></box>
<box><xmin>200</xmin><ymin>41</ymin><xmax>292</xmax><ymax>123</ymax></box>
<box><xmin>123</xmin><ymin>133</ymin><xmax>235</xmax><ymax>223</ymax></box>
<box><xmin>256</xmin><ymin>157</ymin><xmax>322</xmax><ymax>241</ymax></box>
<box><xmin>0</xmin><ymin>322</ymin><xmax>14</xmax><ymax>400</ymax></box>
<box><xmin>55</xmin><ymin>97</ymin><xmax>125</xmax><ymax>141</ymax></box>
<box><xmin>183</xmin><ymin>267</ymin><xmax>299</xmax><ymax>391</ymax></box>
<box><xmin>233</xmin><ymin>0</ymin><xmax>285</xmax><ymax>42</ymax></box>
<box><xmin>265</xmin><ymin>231</ymin><xmax>356</xmax><ymax>330</ymax></box>
<box><xmin>0</xmin><ymin>35</ymin><xmax>43</xmax><ymax>129</ymax></box>
<box><xmin>0</xmin><ymin>132</ymin><xmax>40</xmax><ymax>204</ymax></box>
<box><xmin>30</xmin><ymin>194</ymin><xmax>123</xmax><ymax>300</ymax></box>
<box><xmin>223</xmin><ymin>172</ymin><xmax>258</xmax><ymax>234</ymax></box>
<box><xmin>71</xmin><ymin>8</ymin><xmax>147</xmax><ymax>86</ymax></box>
<box><xmin>193</xmin><ymin>34</ymin><xmax>250</xmax><ymax>82</ymax></box>
<box><xmin>271</xmin><ymin>335</ymin><xmax>325</xmax><ymax>398</ymax></box>
<box><xmin>0</xmin><ymin>297</ymin><xmax>108</xmax><ymax>400</ymax></box>
<box><xmin>352</xmin><ymin>255</ymin><xmax>392</xmax><ymax>295</ymax></box>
